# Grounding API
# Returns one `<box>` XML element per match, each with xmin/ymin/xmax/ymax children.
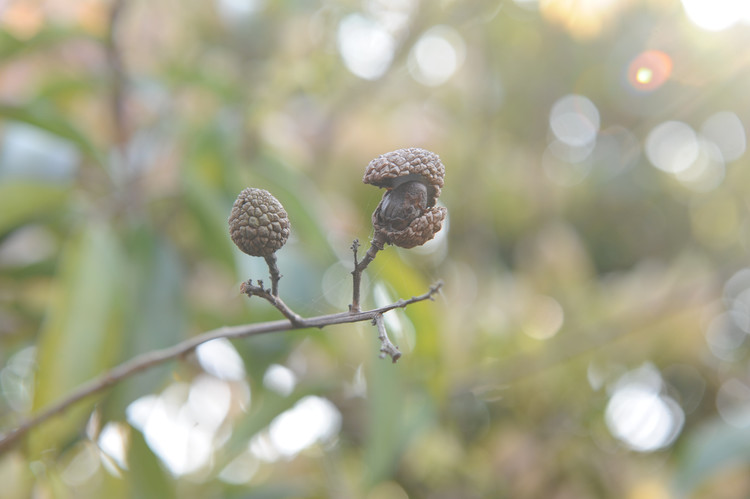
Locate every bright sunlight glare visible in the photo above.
<box><xmin>126</xmin><ymin>375</ymin><xmax>240</xmax><ymax>476</ymax></box>
<box><xmin>681</xmin><ymin>0</ymin><xmax>750</xmax><ymax>31</ymax></box>
<box><xmin>269</xmin><ymin>396</ymin><xmax>341</xmax><ymax>457</ymax></box>
<box><xmin>196</xmin><ymin>338</ymin><xmax>246</xmax><ymax>381</ymax></box>
<box><xmin>605</xmin><ymin>364</ymin><xmax>685</xmax><ymax>452</ymax></box>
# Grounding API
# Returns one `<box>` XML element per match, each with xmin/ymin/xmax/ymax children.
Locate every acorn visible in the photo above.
<box><xmin>363</xmin><ymin>148</ymin><xmax>447</xmax><ymax>248</ymax></box>
<box><xmin>228</xmin><ymin>187</ymin><xmax>290</xmax><ymax>257</ymax></box>
<box><xmin>363</xmin><ymin>147</ymin><xmax>444</xmax><ymax>204</ymax></box>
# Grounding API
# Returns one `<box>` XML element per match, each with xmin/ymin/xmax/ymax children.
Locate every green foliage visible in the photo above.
<box><xmin>1</xmin><ymin>0</ymin><xmax>749</xmax><ymax>497</ymax></box>
<box><xmin>30</xmin><ymin>224</ymin><xmax>125</xmax><ymax>456</ymax></box>
<box><xmin>0</xmin><ymin>182</ymin><xmax>68</xmax><ymax>236</ymax></box>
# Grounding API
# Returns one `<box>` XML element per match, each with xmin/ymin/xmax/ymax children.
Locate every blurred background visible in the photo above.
<box><xmin>1</xmin><ymin>0</ymin><xmax>750</xmax><ymax>497</ymax></box>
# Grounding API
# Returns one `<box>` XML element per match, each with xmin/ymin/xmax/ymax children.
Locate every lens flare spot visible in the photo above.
<box><xmin>628</xmin><ymin>50</ymin><xmax>672</xmax><ymax>92</ymax></box>
<box><xmin>635</xmin><ymin>67</ymin><xmax>653</xmax><ymax>84</ymax></box>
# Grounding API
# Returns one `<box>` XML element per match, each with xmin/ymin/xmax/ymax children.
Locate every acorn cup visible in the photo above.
<box><xmin>363</xmin><ymin>147</ymin><xmax>447</xmax><ymax>248</ymax></box>
<box><xmin>229</xmin><ymin>187</ymin><xmax>290</xmax><ymax>296</ymax></box>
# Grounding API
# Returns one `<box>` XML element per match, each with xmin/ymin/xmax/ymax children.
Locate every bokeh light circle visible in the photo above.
<box><xmin>674</xmin><ymin>138</ymin><xmax>725</xmax><ymax>192</ymax></box>
<box><xmin>549</xmin><ymin>94</ymin><xmax>600</xmax><ymax>147</ymax></box>
<box><xmin>717</xmin><ymin>379</ymin><xmax>750</xmax><ymax>428</ymax></box>
<box><xmin>605</xmin><ymin>387</ymin><xmax>684</xmax><ymax>452</ymax></box>
<box><xmin>337</xmin><ymin>13</ymin><xmax>395</xmax><ymax>80</ymax></box>
<box><xmin>700</xmin><ymin>111</ymin><xmax>746</xmax><ymax>162</ymax></box>
<box><xmin>409</xmin><ymin>25</ymin><xmax>465</xmax><ymax>87</ymax></box>
<box><xmin>645</xmin><ymin>121</ymin><xmax>699</xmax><ymax>174</ymax></box>
<box><xmin>605</xmin><ymin>365</ymin><xmax>685</xmax><ymax>452</ymax></box>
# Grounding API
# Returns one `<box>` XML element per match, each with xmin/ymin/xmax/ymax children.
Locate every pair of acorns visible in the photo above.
<box><xmin>228</xmin><ymin>148</ymin><xmax>447</xmax><ymax>258</ymax></box>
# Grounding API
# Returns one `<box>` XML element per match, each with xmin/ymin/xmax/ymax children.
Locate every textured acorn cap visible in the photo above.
<box><xmin>373</xmin><ymin>205</ymin><xmax>447</xmax><ymax>249</ymax></box>
<box><xmin>363</xmin><ymin>148</ymin><xmax>445</xmax><ymax>204</ymax></box>
<box><xmin>229</xmin><ymin>188</ymin><xmax>290</xmax><ymax>257</ymax></box>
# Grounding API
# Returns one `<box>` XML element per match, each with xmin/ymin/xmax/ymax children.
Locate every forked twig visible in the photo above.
<box><xmin>0</xmin><ymin>281</ymin><xmax>442</xmax><ymax>455</ymax></box>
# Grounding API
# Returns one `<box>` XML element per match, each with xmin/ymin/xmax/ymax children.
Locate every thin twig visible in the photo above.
<box><xmin>264</xmin><ymin>254</ymin><xmax>282</xmax><ymax>296</ymax></box>
<box><xmin>106</xmin><ymin>0</ymin><xmax>129</xmax><ymax>151</ymax></box>
<box><xmin>350</xmin><ymin>232</ymin><xmax>387</xmax><ymax>312</ymax></box>
<box><xmin>241</xmin><ymin>279</ymin><xmax>303</xmax><ymax>326</ymax></box>
<box><xmin>373</xmin><ymin>314</ymin><xmax>401</xmax><ymax>363</ymax></box>
<box><xmin>0</xmin><ymin>282</ymin><xmax>442</xmax><ymax>455</ymax></box>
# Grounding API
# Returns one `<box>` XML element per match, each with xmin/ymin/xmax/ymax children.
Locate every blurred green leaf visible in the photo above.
<box><xmin>0</xmin><ymin>103</ymin><xmax>105</xmax><ymax>166</ymax></box>
<box><xmin>223</xmin><ymin>483</ymin><xmax>308</xmax><ymax>499</ymax></box>
<box><xmin>127</xmin><ymin>428</ymin><xmax>176</xmax><ymax>499</ymax></box>
<box><xmin>371</xmin><ymin>251</ymin><xmax>441</xmax><ymax>361</ymax></box>
<box><xmin>0</xmin><ymin>182</ymin><xmax>68</xmax><ymax>237</ymax></box>
<box><xmin>0</xmin><ymin>452</ymin><xmax>33</xmax><ymax>499</ymax></box>
<box><xmin>29</xmin><ymin>222</ymin><xmax>125</xmax><ymax>456</ymax></box>
<box><xmin>363</xmin><ymin>355</ymin><xmax>406</xmax><ymax>489</ymax></box>
<box><xmin>673</xmin><ymin>419</ymin><xmax>750</xmax><ymax>496</ymax></box>
<box><xmin>103</xmin><ymin>228</ymin><xmax>186</xmax><ymax>419</ymax></box>
<box><xmin>0</xmin><ymin>27</ymin><xmax>92</xmax><ymax>62</ymax></box>
<box><xmin>251</xmin><ymin>154</ymin><xmax>332</xmax><ymax>261</ymax></box>
<box><xmin>219</xmin><ymin>387</ymin><xmax>310</xmax><ymax>469</ymax></box>
<box><xmin>183</xmin><ymin>176</ymin><xmax>236</xmax><ymax>265</ymax></box>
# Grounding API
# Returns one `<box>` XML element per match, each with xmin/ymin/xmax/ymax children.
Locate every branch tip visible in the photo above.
<box><xmin>373</xmin><ymin>314</ymin><xmax>401</xmax><ymax>363</ymax></box>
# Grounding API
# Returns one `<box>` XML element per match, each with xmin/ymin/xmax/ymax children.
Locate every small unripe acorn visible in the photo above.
<box><xmin>229</xmin><ymin>188</ymin><xmax>290</xmax><ymax>257</ymax></box>
<box><xmin>364</xmin><ymin>148</ymin><xmax>447</xmax><ymax>249</ymax></box>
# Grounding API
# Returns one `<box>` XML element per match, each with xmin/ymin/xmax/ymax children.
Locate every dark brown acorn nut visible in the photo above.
<box><xmin>373</xmin><ymin>204</ymin><xmax>447</xmax><ymax>249</ymax></box>
<box><xmin>363</xmin><ymin>147</ymin><xmax>445</xmax><ymax>206</ymax></box>
<box><xmin>365</xmin><ymin>148</ymin><xmax>447</xmax><ymax>248</ymax></box>
<box><xmin>228</xmin><ymin>188</ymin><xmax>290</xmax><ymax>257</ymax></box>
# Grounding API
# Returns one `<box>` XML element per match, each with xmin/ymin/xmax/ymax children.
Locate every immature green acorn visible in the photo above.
<box><xmin>228</xmin><ymin>187</ymin><xmax>290</xmax><ymax>257</ymax></box>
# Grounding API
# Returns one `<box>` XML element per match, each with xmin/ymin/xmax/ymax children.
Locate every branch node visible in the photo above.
<box><xmin>350</xmin><ymin>233</ymin><xmax>387</xmax><ymax>313</ymax></box>
<box><xmin>351</xmin><ymin>238</ymin><xmax>360</xmax><ymax>260</ymax></box>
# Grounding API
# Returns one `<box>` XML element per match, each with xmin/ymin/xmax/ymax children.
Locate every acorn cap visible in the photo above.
<box><xmin>363</xmin><ymin>148</ymin><xmax>445</xmax><ymax>205</ymax></box>
<box><xmin>373</xmin><ymin>205</ymin><xmax>447</xmax><ymax>249</ymax></box>
<box><xmin>229</xmin><ymin>188</ymin><xmax>290</xmax><ymax>257</ymax></box>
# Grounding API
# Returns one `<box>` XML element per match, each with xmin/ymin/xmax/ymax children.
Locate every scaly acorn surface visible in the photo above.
<box><xmin>228</xmin><ymin>187</ymin><xmax>290</xmax><ymax>257</ymax></box>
